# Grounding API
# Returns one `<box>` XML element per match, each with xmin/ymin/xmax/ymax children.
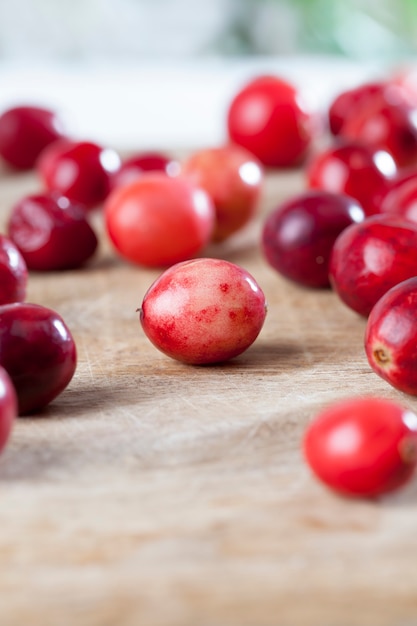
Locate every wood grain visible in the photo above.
<box><xmin>0</xmin><ymin>162</ymin><xmax>416</xmax><ymax>626</ymax></box>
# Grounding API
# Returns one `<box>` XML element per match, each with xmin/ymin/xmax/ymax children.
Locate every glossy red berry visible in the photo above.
<box><xmin>329</xmin><ymin>214</ymin><xmax>417</xmax><ymax>317</ymax></box>
<box><xmin>7</xmin><ymin>192</ymin><xmax>98</xmax><ymax>271</ymax></box>
<box><xmin>365</xmin><ymin>276</ymin><xmax>417</xmax><ymax>395</ymax></box>
<box><xmin>110</xmin><ymin>151</ymin><xmax>178</xmax><ymax>189</ymax></box>
<box><xmin>328</xmin><ymin>81</ymin><xmax>389</xmax><ymax>136</ymax></box>
<box><xmin>104</xmin><ymin>173</ymin><xmax>215</xmax><ymax>268</ymax></box>
<box><xmin>140</xmin><ymin>258</ymin><xmax>267</xmax><ymax>364</ymax></box>
<box><xmin>181</xmin><ymin>144</ymin><xmax>263</xmax><ymax>242</ymax></box>
<box><xmin>262</xmin><ymin>190</ymin><xmax>365</xmax><ymax>288</ymax></box>
<box><xmin>304</xmin><ymin>397</ymin><xmax>417</xmax><ymax>497</ymax></box>
<box><xmin>307</xmin><ymin>142</ymin><xmax>396</xmax><ymax>216</ymax></box>
<box><xmin>227</xmin><ymin>74</ymin><xmax>313</xmax><ymax>167</ymax></box>
<box><xmin>0</xmin><ymin>105</ymin><xmax>66</xmax><ymax>170</ymax></box>
<box><xmin>0</xmin><ymin>366</ymin><xmax>17</xmax><ymax>452</ymax></box>
<box><xmin>0</xmin><ymin>235</ymin><xmax>28</xmax><ymax>304</ymax></box>
<box><xmin>379</xmin><ymin>169</ymin><xmax>417</xmax><ymax>222</ymax></box>
<box><xmin>37</xmin><ymin>139</ymin><xmax>121</xmax><ymax>208</ymax></box>
<box><xmin>0</xmin><ymin>302</ymin><xmax>77</xmax><ymax>414</ymax></box>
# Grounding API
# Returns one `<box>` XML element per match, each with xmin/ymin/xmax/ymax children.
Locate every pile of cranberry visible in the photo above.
<box><xmin>1</xmin><ymin>67</ymin><xmax>417</xmax><ymax>500</ymax></box>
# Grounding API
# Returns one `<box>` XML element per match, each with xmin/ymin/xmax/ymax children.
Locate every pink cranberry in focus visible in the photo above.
<box><xmin>0</xmin><ymin>105</ymin><xmax>66</xmax><ymax>170</ymax></box>
<box><xmin>140</xmin><ymin>258</ymin><xmax>267</xmax><ymax>364</ymax></box>
<box><xmin>7</xmin><ymin>192</ymin><xmax>98</xmax><ymax>271</ymax></box>
<box><xmin>0</xmin><ymin>302</ymin><xmax>77</xmax><ymax>414</ymax></box>
<box><xmin>37</xmin><ymin>139</ymin><xmax>121</xmax><ymax>208</ymax></box>
<box><xmin>262</xmin><ymin>190</ymin><xmax>365</xmax><ymax>288</ymax></box>
<box><xmin>329</xmin><ymin>214</ymin><xmax>417</xmax><ymax>317</ymax></box>
<box><xmin>0</xmin><ymin>235</ymin><xmax>28</xmax><ymax>303</ymax></box>
<box><xmin>307</xmin><ymin>142</ymin><xmax>397</xmax><ymax>216</ymax></box>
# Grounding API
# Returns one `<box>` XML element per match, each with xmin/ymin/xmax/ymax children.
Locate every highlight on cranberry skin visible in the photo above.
<box><xmin>365</xmin><ymin>276</ymin><xmax>417</xmax><ymax>395</ymax></box>
<box><xmin>0</xmin><ymin>366</ymin><xmax>17</xmax><ymax>453</ymax></box>
<box><xmin>37</xmin><ymin>139</ymin><xmax>121</xmax><ymax>209</ymax></box>
<box><xmin>139</xmin><ymin>258</ymin><xmax>267</xmax><ymax>365</ymax></box>
<box><xmin>303</xmin><ymin>397</ymin><xmax>417</xmax><ymax>498</ymax></box>
<box><xmin>227</xmin><ymin>74</ymin><xmax>313</xmax><ymax>167</ymax></box>
<box><xmin>181</xmin><ymin>144</ymin><xmax>264</xmax><ymax>243</ymax></box>
<box><xmin>0</xmin><ymin>234</ymin><xmax>28</xmax><ymax>304</ymax></box>
<box><xmin>0</xmin><ymin>303</ymin><xmax>77</xmax><ymax>415</ymax></box>
<box><xmin>261</xmin><ymin>190</ymin><xmax>365</xmax><ymax>288</ymax></box>
<box><xmin>0</xmin><ymin>105</ymin><xmax>66</xmax><ymax>170</ymax></box>
<box><xmin>7</xmin><ymin>192</ymin><xmax>98</xmax><ymax>271</ymax></box>
<box><xmin>104</xmin><ymin>173</ymin><xmax>215</xmax><ymax>268</ymax></box>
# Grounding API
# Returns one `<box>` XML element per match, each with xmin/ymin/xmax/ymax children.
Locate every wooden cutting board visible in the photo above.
<box><xmin>0</xmin><ymin>162</ymin><xmax>416</xmax><ymax>626</ymax></box>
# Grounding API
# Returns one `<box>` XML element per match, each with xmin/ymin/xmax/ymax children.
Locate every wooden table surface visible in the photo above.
<box><xmin>0</xmin><ymin>161</ymin><xmax>416</xmax><ymax>626</ymax></box>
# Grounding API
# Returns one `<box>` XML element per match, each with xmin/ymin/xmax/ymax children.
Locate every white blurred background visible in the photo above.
<box><xmin>0</xmin><ymin>0</ymin><xmax>416</xmax><ymax>150</ymax></box>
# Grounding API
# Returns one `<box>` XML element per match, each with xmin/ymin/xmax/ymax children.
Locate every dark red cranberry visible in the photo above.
<box><xmin>0</xmin><ymin>302</ymin><xmax>77</xmax><ymax>414</ymax></box>
<box><xmin>37</xmin><ymin>139</ymin><xmax>121</xmax><ymax>208</ymax></box>
<box><xmin>261</xmin><ymin>190</ymin><xmax>365</xmax><ymax>288</ymax></box>
<box><xmin>111</xmin><ymin>151</ymin><xmax>178</xmax><ymax>189</ymax></box>
<box><xmin>0</xmin><ymin>366</ymin><xmax>17</xmax><ymax>451</ymax></box>
<box><xmin>306</xmin><ymin>142</ymin><xmax>397</xmax><ymax>216</ymax></box>
<box><xmin>379</xmin><ymin>168</ymin><xmax>417</xmax><ymax>222</ymax></box>
<box><xmin>7</xmin><ymin>192</ymin><xmax>98</xmax><ymax>271</ymax></box>
<box><xmin>0</xmin><ymin>235</ymin><xmax>28</xmax><ymax>303</ymax></box>
<box><xmin>0</xmin><ymin>105</ymin><xmax>66</xmax><ymax>170</ymax></box>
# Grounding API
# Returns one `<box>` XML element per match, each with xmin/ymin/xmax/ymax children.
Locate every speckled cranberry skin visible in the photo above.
<box><xmin>365</xmin><ymin>277</ymin><xmax>417</xmax><ymax>395</ymax></box>
<box><xmin>0</xmin><ymin>303</ymin><xmax>77</xmax><ymax>414</ymax></box>
<box><xmin>140</xmin><ymin>258</ymin><xmax>267</xmax><ymax>364</ymax></box>
<box><xmin>329</xmin><ymin>215</ymin><xmax>417</xmax><ymax>317</ymax></box>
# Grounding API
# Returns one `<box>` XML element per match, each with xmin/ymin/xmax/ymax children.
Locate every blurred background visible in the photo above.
<box><xmin>1</xmin><ymin>0</ymin><xmax>417</xmax><ymax>150</ymax></box>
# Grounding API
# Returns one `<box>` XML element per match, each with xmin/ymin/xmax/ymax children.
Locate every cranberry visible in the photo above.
<box><xmin>328</xmin><ymin>81</ymin><xmax>389</xmax><ymax>136</ymax></box>
<box><xmin>0</xmin><ymin>366</ymin><xmax>17</xmax><ymax>453</ymax></box>
<box><xmin>0</xmin><ymin>302</ymin><xmax>77</xmax><ymax>414</ymax></box>
<box><xmin>303</xmin><ymin>397</ymin><xmax>417</xmax><ymax>497</ymax></box>
<box><xmin>104</xmin><ymin>173</ymin><xmax>215</xmax><ymax>268</ymax></box>
<box><xmin>37</xmin><ymin>139</ymin><xmax>121</xmax><ymax>208</ymax></box>
<box><xmin>140</xmin><ymin>258</ymin><xmax>267</xmax><ymax>364</ymax></box>
<box><xmin>340</xmin><ymin>98</ymin><xmax>417</xmax><ymax>168</ymax></box>
<box><xmin>379</xmin><ymin>169</ymin><xmax>417</xmax><ymax>222</ymax></box>
<box><xmin>111</xmin><ymin>151</ymin><xmax>179</xmax><ymax>189</ymax></box>
<box><xmin>365</xmin><ymin>276</ymin><xmax>417</xmax><ymax>395</ymax></box>
<box><xmin>7</xmin><ymin>192</ymin><xmax>98</xmax><ymax>271</ymax></box>
<box><xmin>0</xmin><ymin>105</ymin><xmax>66</xmax><ymax>170</ymax></box>
<box><xmin>261</xmin><ymin>190</ymin><xmax>365</xmax><ymax>288</ymax></box>
<box><xmin>0</xmin><ymin>234</ymin><xmax>28</xmax><ymax>303</ymax></box>
<box><xmin>329</xmin><ymin>214</ymin><xmax>417</xmax><ymax>317</ymax></box>
<box><xmin>227</xmin><ymin>74</ymin><xmax>313</xmax><ymax>167</ymax></box>
<box><xmin>306</xmin><ymin>142</ymin><xmax>397</xmax><ymax>216</ymax></box>
<box><xmin>181</xmin><ymin>144</ymin><xmax>263</xmax><ymax>242</ymax></box>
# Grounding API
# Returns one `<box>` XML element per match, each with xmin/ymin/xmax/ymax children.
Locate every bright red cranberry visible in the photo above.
<box><xmin>111</xmin><ymin>151</ymin><xmax>178</xmax><ymax>189</ymax></box>
<box><xmin>0</xmin><ymin>366</ymin><xmax>17</xmax><ymax>452</ymax></box>
<box><xmin>261</xmin><ymin>190</ymin><xmax>365</xmax><ymax>288</ymax></box>
<box><xmin>328</xmin><ymin>81</ymin><xmax>389</xmax><ymax>135</ymax></box>
<box><xmin>306</xmin><ymin>142</ymin><xmax>397</xmax><ymax>216</ymax></box>
<box><xmin>0</xmin><ymin>303</ymin><xmax>77</xmax><ymax>414</ymax></box>
<box><xmin>0</xmin><ymin>234</ymin><xmax>28</xmax><ymax>303</ymax></box>
<box><xmin>140</xmin><ymin>258</ymin><xmax>267</xmax><ymax>364</ymax></box>
<box><xmin>7</xmin><ymin>192</ymin><xmax>98</xmax><ymax>271</ymax></box>
<box><xmin>303</xmin><ymin>397</ymin><xmax>417</xmax><ymax>497</ymax></box>
<box><xmin>0</xmin><ymin>105</ymin><xmax>66</xmax><ymax>170</ymax></box>
<box><xmin>340</xmin><ymin>98</ymin><xmax>417</xmax><ymax>168</ymax></box>
<box><xmin>329</xmin><ymin>214</ymin><xmax>417</xmax><ymax>317</ymax></box>
<box><xmin>379</xmin><ymin>168</ymin><xmax>417</xmax><ymax>221</ymax></box>
<box><xmin>365</xmin><ymin>277</ymin><xmax>417</xmax><ymax>395</ymax></box>
<box><xmin>37</xmin><ymin>139</ymin><xmax>121</xmax><ymax>208</ymax></box>
<box><xmin>105</xmin><ymin>173</ymin><xmax>215</xmax><ymax>268</ymax></box>
<box><xmin>181</xmin><ymin>144</ymin><xmax>263</xmax><ymax>242</ymax></box>
<box><xmin>227</xmin><ymin>74</ymin><xmax>313</xmax><ymax>167</ymax></box>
